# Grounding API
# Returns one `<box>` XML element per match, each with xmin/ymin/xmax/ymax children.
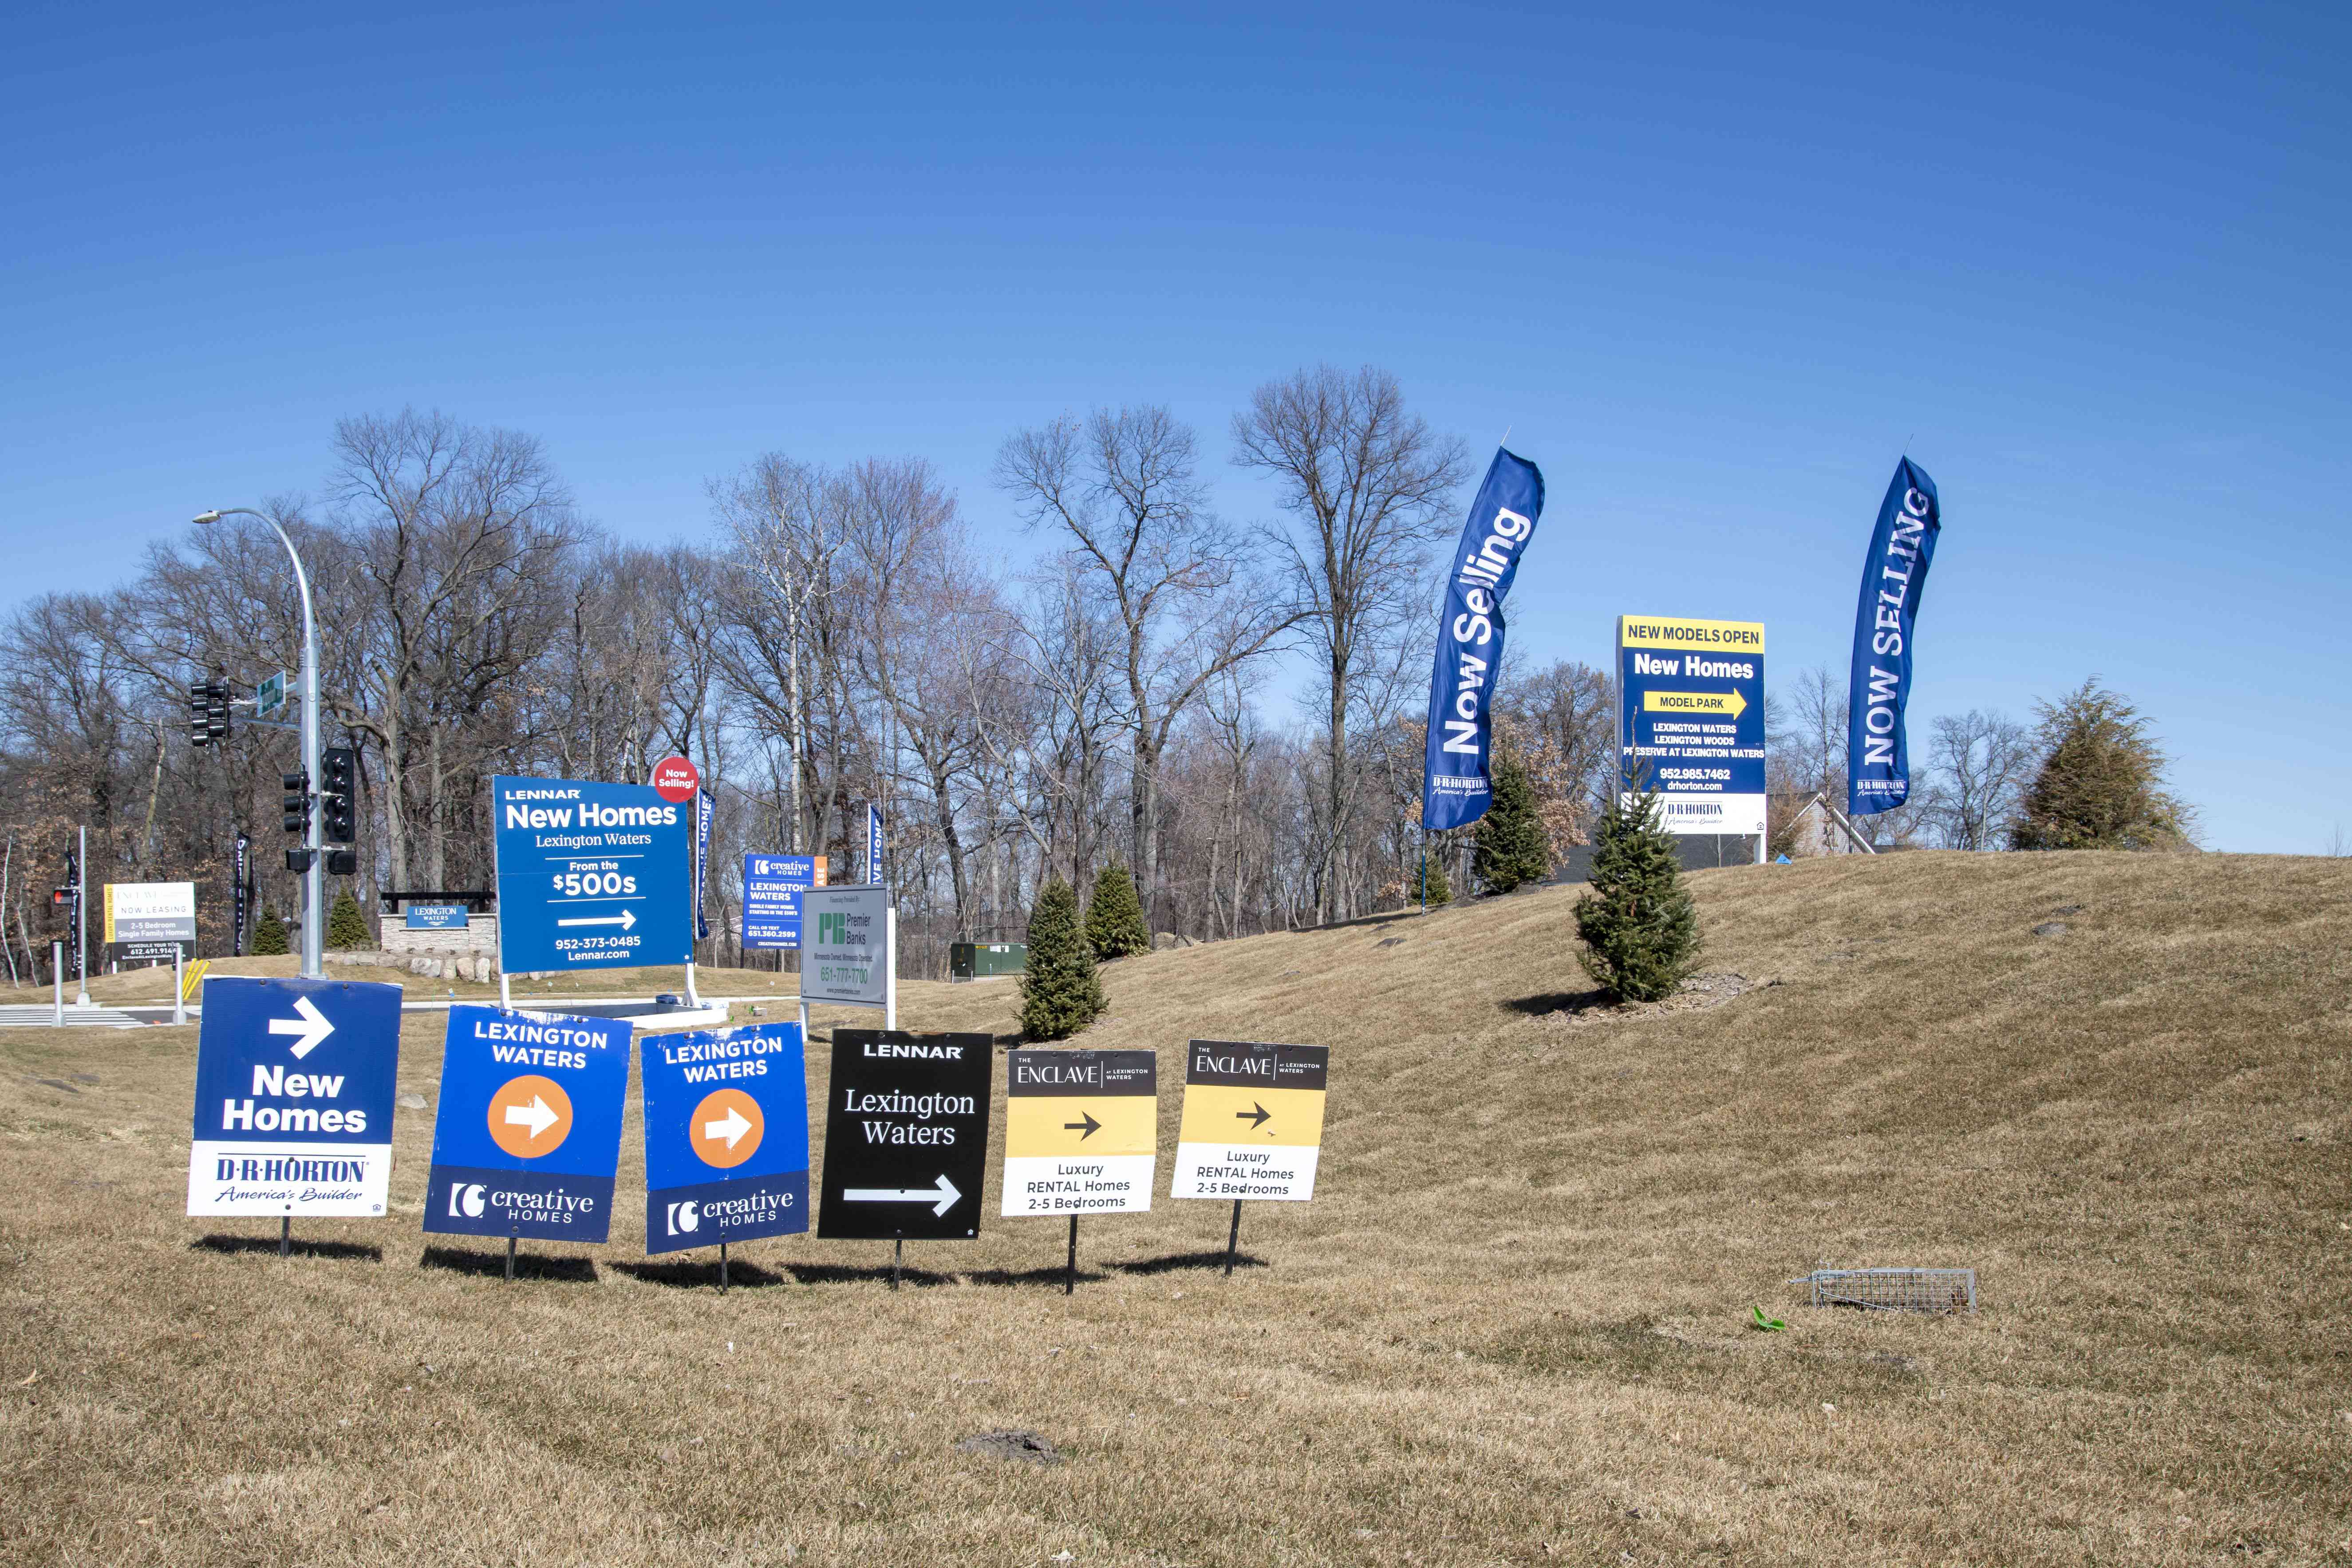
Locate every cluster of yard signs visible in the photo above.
<box><xmin>183</xmin><ymin>976</ymin><xmax>1327</xmax><ymax>1286</ymax></box>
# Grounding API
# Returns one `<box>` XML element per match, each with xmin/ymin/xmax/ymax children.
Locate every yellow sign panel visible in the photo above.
<box><xmin>1617</xmin><ymin>615</ymin><xmax>1766</xmax><ymax>654</ymax></box>
<box><xmin>1002</xmin><ymin>1049</ymin><xmax>1158</xmax><ymax>1216</ymax></box>
<box><xmin>1170</xmin><ymin>1041</ymin><xmax>1329</xmax><ymax>1202</ymax></box>
<box><xmin>1642</xmin><ymin>687</ymin><xmax>1748</xmax><ymax>718</ymax></box>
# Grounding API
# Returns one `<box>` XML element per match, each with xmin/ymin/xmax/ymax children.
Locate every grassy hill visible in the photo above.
<box><xmin>2</xmin><ymin>851</ymin><xmax>2345</xmax><ymax>1565</ymax></box>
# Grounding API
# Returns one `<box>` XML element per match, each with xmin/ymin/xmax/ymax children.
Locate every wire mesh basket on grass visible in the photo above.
<box><xmin>1791</xmin><ymin>1267</ymin><xmax>1976</xmax><ymax>1314</ymax></box>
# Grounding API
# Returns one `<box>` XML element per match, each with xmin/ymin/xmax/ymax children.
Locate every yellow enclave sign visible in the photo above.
<box><xmin>1642</xmin><ymin>688</ymin><xmax>1748</xmax><ymax>718</ymax></box>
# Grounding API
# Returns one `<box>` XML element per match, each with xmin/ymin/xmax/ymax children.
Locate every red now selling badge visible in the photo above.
<box><xmin>652</xmin><ymin>756</ymin><xmax>700</xmax><ymax>803</ymax></box>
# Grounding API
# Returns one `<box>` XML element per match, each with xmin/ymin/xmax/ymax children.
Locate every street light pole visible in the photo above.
<box><xmin>193</xmin><ymin>508</ymin><xmax>323</xmax><ymax>980</ymax></box>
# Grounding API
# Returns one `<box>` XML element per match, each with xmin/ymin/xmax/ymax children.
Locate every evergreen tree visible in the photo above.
<box><xmin>250</xmin><ymin>907</ymin><xmax>289</xmax><ymax>957</ymax></box>
<box><xmin>326</xmin><ymin>890</ymin><xmax>371</xmax><ymax>950</ymax></box>
<box><xmin>2009</xmin><ymin>679</ymin><xmax>2196</xmax><ymax>850</ymax></box>
<box><xmin>1083</xmin><ymin>860</ymin><xmax>1151</xmax><ymax>960</ymax></box>
<box><xmin>1019</xmin><ymin>876</ymin><xmax>1105</xmax><ymax>1040</ymax></box>
<box><xmin>1416</xmin><ymin>849</ymin><xmax>1452</xmax><ymax>908</ymax></box>
<box><xmin>1472</xmin><ymin>755</ymin><xmax>1551</xmax><ymax>894</ymax></box>
<box><xmin>1574</xmin><ymin>786</ymin><xmax>1701</xmax><ymax>1003</ymax></box>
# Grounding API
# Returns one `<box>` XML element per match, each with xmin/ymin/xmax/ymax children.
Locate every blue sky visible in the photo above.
<box><xmin>4</xmin><ymin>2</ymin><xmax>2343</xmax><ymax>851</ymax></box>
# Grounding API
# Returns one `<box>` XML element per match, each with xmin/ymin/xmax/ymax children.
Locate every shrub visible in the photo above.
<box><xmin>1472</xmin><ymin>755</ymin><xmax>1551</xmax><ymax>893</ymax></box>
<box><xmin>2009</xmin><ymin>679</ymin><xmax>2196</xmax><ymax>850</ymax></box>
<box><xmin>1019</xmin><ymin>876</ymin><xmax>1104</xmax><ymax>1040</ymax></box>
<box><xmin>1574</xmin><ymin>787</ymin><xmax>1701</xmax><ymax>1003</ymax></box>
<box><xmin>250</xmin><ymin>908</ymin><xmax>289</xmax><ymax>956</ymax></box>
<box><xmin>1083</xmin><ymin>861</ymin><xmax>1151</xmax><ymax>960</ymax></box>
<box><xmin>326</xmin><ymin>891</ymin><xmax>371</xmax><ymax>951</ymax></box>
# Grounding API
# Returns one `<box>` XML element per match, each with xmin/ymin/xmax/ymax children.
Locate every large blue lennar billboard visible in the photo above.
<box><xmin>1615</xmin><ymin>615</ymin><xmax>1767</xmax><ymax>837</ymax></box>
<box><xmin>492</xmin><ymin>774</ymin><xmax>692</xmax><ymax>973</ymax></box>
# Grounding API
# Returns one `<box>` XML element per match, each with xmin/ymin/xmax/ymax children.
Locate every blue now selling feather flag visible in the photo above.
<box><xmin>1847</xmin><ymin>458</ymin><xmax>1942</xmax><ymax>817</ymax></box>
<box><xmin>1422</xmin><ymin>447</ymin><xmax>1546</xmax><ymax>831</ymax></box>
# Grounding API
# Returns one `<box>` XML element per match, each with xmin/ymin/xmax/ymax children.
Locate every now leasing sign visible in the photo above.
<box><xmin>801</xmin><ymin>885</ymin><xmax>889</xmax><ymax>1006</ymax></box>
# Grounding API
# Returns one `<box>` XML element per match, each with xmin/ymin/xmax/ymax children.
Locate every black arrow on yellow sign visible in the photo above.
<box><xmin>1063</xmin><ymin>1111</ymin><xmax>1102</xmax><ymax>1139</ymax></box>
<box><xmin>1236</xmin><ymin>1103</ymin><xmax>1271</xmax><ymax>1130</ymax></box>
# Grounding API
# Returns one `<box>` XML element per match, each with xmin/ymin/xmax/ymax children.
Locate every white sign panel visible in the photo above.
<box><xmin>802</xmin><ymin>886</ymin><xmax>891</xmax><ymax>1007</ymax></box>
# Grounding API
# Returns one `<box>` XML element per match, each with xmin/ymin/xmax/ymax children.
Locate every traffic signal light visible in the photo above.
<box><xmin>320</xmin><ymin>746</ymin><xmax>356</xmax><ymax>844</ymax></box>
<box><xmin>282</xmin><ymin>769</ymin><xmax>309</xmax><ymax>835</ymax></box>
<box><xmin>187</xmin><ymin>680</ymin><xmax>232</xmax><ymax>745</ymax></box>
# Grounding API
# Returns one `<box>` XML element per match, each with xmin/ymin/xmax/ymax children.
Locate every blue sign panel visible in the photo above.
<box><xmin>641</xmin><ymin>1022</ymin><xmax>811</xmax><ymax>1254</ymax></box>
<box><xmin>491</xmin><ymin>774</ymin><xmax>692</xmax><ymax>973</ymax></box>
<box><xmin>421</xmin><ymin>1004</ymin><xmax>631</xmax><ymax>1243</ymax></box>
<box><xmin>1615</xmin><ymin>616</ymin><xmax>1768</xmax><ymax>837</ymax></box>
<box><xmin>185</xmin><ymin>977</ymin><xmax>403</xmax><ymax>1218</ymax></box>
<box><xmin>406</xmin><ymin>904</ymin><xmax>470</xmax><ymax>932</ymax></box>
<box><xmin>866</xmin><ymin>803</ymin><xmax>884</xmax><ymax>885</ymax></box>
<box><xmin>742</xmin><ymin>853</ymin><xmax>821</xmax><ymax>951</ymax></box>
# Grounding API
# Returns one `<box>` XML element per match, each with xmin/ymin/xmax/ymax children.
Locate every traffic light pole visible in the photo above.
<box><xmin>194</xmin><ymin>508</ymin><xmax>323</xmax><ymax>980</ymax></box>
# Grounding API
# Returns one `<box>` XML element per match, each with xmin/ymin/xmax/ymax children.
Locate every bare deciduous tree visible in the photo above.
<box><xmin>1231</xmin><ymin>365</ymin><xmax>1468</xmax><ymax>922</ymax></box>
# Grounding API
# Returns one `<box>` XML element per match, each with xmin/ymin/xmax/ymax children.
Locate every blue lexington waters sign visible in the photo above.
<box><xmin>1615</xmin><ymin>615</ymin><xmax>1768</xmax><ymax>837</ymax></box>
<box><xmin>492</xmin><ymin>774</ymin><xmax>692</xmax><ymax>973</ymax></box>
<box><xmin>742</xmin><ymin>853</ymin><xmax>824</xmax><ymax>951</ymax></box>
<box><xmin>641</xmin><ymin>1022</ymin><xmax>811</xmax><ymax>1254</ymax></box>
<box><xmin>421</xmin><ymin>1004</ymin><xmax>631</xmax><ymax>1243</ymax></box>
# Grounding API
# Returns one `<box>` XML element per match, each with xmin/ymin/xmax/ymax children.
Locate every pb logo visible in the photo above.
<box><xmin>447</xmin><ymin>1182</ymin><xmax>486</xmax><ymax>1219</ymax></box>
<box><xmin>817</xmin><ymin>913</ymin><xmax>845</xmax><ymax>944</ymax></box>
<box><xmin>666</xmin><ymin>1200</ymin><xmax>699</xmax><ymax>1236</ymax></box>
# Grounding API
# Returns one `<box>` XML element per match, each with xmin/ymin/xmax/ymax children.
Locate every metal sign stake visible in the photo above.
<box><xmin>1223</xmin><ymin>1199</ymin><xmax>1243</xmax><ymax>1278</ymax></box>
<box><xmin>1066</xmin><ymin>1215</ymin><xmax>1078</xmax><ymax>1295</ymax></box>
<box><xmin>280</xmin><ymin>1215</ymin><xmax>291</xmax><ymax>1258</ymax></box>
<box><xmin>892</xmin><ymin>1232</ymin><xmax>903</xmax><ymax>1292</ymax></box>
<box><xmin>718</xmin><ymin>1240</ymin><xmax>729</xmax><ymax>1294</ymax></box>
<box><xmin>505</xmin><ymin>1235</ymin><xmax>517</xmax><ymax>1283</ymax></box>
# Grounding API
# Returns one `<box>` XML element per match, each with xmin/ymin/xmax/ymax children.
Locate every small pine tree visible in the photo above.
<box><xmin>250</xmin><ymin>907</ymin><xmax>289</xmax><ymax>956</ymax></box>
<box><xmin>1472</xmin><ymin>755</ymin><xmax>1551</xmax><ymax>894</ymax></box>
<box><xmin>1019</xmin><ymin>876</ymin><xmax>1105</xmax><ymax>1041</ymax></box>
<box><xmin>2009</xmin><ymin>679</ymin><xmax>2195</xmax><ymax>851</ymax></box>
<box><xmin>1574</xmin><ymin>786</ymin><xmax>1701</xmax><ymax>1003</ymax></box>
<box><xmin>326</xmin><ymin>890</ymin><xmax>371</xmax><ymax>950</ymax></box>
<box><xmin>1416</xmin><ymin>850</ymin><xmax>1453</xmax><ymax>908</ymax></box>
<box><xmin>1083</xmin><ymin>860</ymin><xmax>1151</xmax><ymax>960</ymax></box>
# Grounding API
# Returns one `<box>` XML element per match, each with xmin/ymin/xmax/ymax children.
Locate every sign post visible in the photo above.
<box><xmin>490</xmin><ymin>774</ymin><xmax>694</xmax><ymax>1007</ymax></box>
<box><xmin>421</xmin><ymin>1004</ymin><xmax>631</xmax><ymax>1277</ymax></box>
<box><xmin>1002</xmin><ymin>1049</ymin><xmax>1158</xmax><ymax>1293</ymax></box>
<box><xmin>641</xmin><ymin>1021</ymin><xmax>811</xmax><ymax>1290</ymax></box>
<box><xmin>818</xmin><ymin>1028</ymin><xmax>991</xmax><ymax>1283</ymax></box>
<box><xmin>1614</xmin><ymin>616</ymin><xmax>1768</xmax><ymax>862</ymax></box>
<box><xmin>1171</xmin><ymin>1040</ymin><xmax>1330</xmax><ymax>1276</ymax></box>
<box><xmin>185</xmin><ymin>977</ymin><xmax>404</xmax><ymax>1252</ymax></box>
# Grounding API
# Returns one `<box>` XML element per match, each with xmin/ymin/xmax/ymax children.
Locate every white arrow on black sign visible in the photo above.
<box><xmin>843</xmin><ymin>1173</ymin><xmax>961</xmax><ymax>1216</ymax></box>
<box><xmin>268</xmin><ymin>995</ymin><xmax>335</xmax><ymax>1059</ymax></box>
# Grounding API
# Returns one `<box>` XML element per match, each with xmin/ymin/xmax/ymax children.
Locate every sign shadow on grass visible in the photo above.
<box><xmin>191</xmin><ymin>1234</ymin><xmax>382</xmax><ymax>1263</ymax></box>
<box><xmin>610</xmin><ymin>1256</ymin><xmax>789</xmax><ymax>1291</ymax></box>
<box><xmin>1111</xmin><ymin>1250</ymin><xmax>1267</xmax><ymax>1276</ymax></box>
<box><xmin>418</xmin><ymin>1245</ymin><xmax>597</xmax><ymax>1284</ymax></box>
<box><xmin>965</xmin><ymin>1264</ymin><xmax>1109</xmax><ymax>1289</ymax></box>
<box><xmin>780</xmin><ymin>1260</ymin><xmax>959</xmax><ymax>1289</ymax></box>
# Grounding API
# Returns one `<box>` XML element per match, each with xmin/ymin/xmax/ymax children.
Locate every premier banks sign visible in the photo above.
<box><xmin>1615</xmin><ymin>615</ymin><xmax>1767</xmax><ymax>837</ymax></box>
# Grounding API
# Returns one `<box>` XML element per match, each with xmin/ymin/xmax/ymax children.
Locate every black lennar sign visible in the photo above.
<box><xmin>817</xmin><ymin>1029</ymin><xmax>991</xmax><ymax>1240</ymax></box>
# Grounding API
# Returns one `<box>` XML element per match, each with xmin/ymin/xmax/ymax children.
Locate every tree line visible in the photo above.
<box><xmin>0</xmin><ymin>367</ymin><xmax>2194</xmax><ymax>985</ymax></box>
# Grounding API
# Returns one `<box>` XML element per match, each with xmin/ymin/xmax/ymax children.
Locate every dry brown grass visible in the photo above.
<box><xmin>3</xmin><ymin>851</ymin><xmax>2347</xmax><ymax>1566</ymax></box>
